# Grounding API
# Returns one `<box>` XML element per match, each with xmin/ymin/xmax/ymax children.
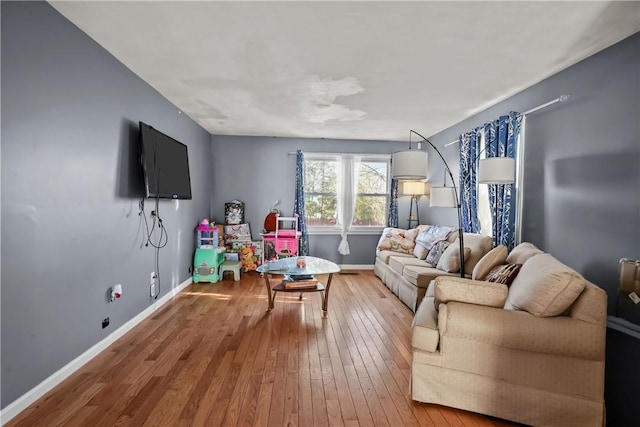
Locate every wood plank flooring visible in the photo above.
<box><xmin>6</xmin><ymin>270</ymin><xmax>519</xmax><ymax>427</ymax></box>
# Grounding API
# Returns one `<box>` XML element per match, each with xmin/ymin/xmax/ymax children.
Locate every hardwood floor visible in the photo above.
<box><xmin>6</xmin><ymin>270</ymin><xmax>519</xmax><ymax>427</ymax></box>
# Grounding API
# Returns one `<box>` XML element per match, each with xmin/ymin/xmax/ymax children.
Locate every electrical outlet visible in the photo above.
<box><xmin>150</xmin><ymin>284</ymin><xmax>156</xmax><ymax>297</ymax></box>
<box><xmin>150</xmin><ymin>272</ymin><xmax>156</xmax><ymax>285</ymax></box>
<box><xmin>102</xmin><ymin>317</ymin><xmax>110</xmax><ymax>329</ymax></box>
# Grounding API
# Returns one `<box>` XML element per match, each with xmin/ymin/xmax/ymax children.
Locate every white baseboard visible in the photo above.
<box><xmin>0</xmin><ymin>277</ymin><xmax>193</xmax><ymax>425</ymax></box>
<box><xmin>338</xmin><ymin>264</ymin><xmax>374</xmax><ymax>270</ymax></box>
<box><xmin>607</xmin><ymin>315</ymin><xmax>640</xmax><ymax>340</ymax></box>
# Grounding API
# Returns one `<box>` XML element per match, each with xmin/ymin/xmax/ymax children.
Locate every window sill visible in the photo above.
<box><xmin>307</xmin><ymin>226</ymin><xmax>385</xmax><ymax>236</ymax></box>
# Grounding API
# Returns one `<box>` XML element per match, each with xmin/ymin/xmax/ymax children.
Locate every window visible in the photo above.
<box><xmin>304</xmin><ymin>153</ymin><xmax>390</xmax><ymax>234</ymax></box>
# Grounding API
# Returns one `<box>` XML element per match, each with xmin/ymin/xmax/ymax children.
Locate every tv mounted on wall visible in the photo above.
<box><xmin>139</xmin><ymin>122</ymin><xmax>192</xmax><ymax>200</ymax></box>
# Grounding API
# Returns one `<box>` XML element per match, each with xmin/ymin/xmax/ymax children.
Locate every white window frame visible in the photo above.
<box><xmin>304</xmin><ymin>153</ymin><xmax>390</xmax><ymax>235</ymax></box>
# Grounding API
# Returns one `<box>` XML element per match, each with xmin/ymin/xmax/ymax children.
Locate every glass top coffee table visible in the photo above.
<box><xmin>256</xmin><ymin>256</ymin><xmax>340</xmax><ymax>315</ymax></box>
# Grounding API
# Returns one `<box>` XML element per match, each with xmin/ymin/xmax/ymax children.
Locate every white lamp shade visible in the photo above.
<box><xmin>478</xmin><ymin>157</ymin><xmax>515</xmax><ymax>184</ymax></box>
<box><xmin>430</xmin><ymin>186</ymin><xmax>457</xmax><ymax>208</ymax></box>
<box><xmin>392</xmin><ymin>150</ymin><xmax>428</xmax><ymax>180</ymax></box>
<box><xmin>402</xmin><ymin>181</ymin><xmax>425</xmax><ymax>196</ymax></box>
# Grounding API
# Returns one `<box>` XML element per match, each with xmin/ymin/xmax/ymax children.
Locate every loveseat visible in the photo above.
<box><xmin>374</xmin><ymin>225</ymin><xmax>493</xmax><ymax>311</ymax></box>
<box><xmin>411</xmin><ymin>242</ymin><xmax>606</xmax><ymax>427</ymax></box>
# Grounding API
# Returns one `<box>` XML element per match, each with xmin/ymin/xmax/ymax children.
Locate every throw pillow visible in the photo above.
<box><xmin>437</xmin><ymin>244</ymin><xmax>472</xmax><ymax>273</ymax></box>
<box><xmin>425</xmin><ymin>241</ymin><xmax>450</xmax><ymax>266</ymax></box>
<box><xmin>405</xmin><ymin>227</ymin><xmax>420</xmax><ymax>243</ymax></box>
<box><xmin>413</xmin><ymin>243</ymin><xmax>430</xmax><ymax>260</ymax></box>
<box><xmin>504</xmin><ymin>253</ymin><xmax>586</xmax><ymax>317</ymax></box>
<box><xmin>472</xmin><ymin>245</ymin><xmax>508</xmax><ymax>280</ymax></box>
<box><xmin>415</xmin><ymin>225</ymin><xmax>455</xmax><ymax>251</ymax></box>
<box><xmin>485</xmin><ymin>263</ymin><xmax>522</xmax><ymax>287</ymax></box>
<box><xmin>377</xmin><ymin>228</ymin><xmax>415</xmax><ymax>254</ymax></box>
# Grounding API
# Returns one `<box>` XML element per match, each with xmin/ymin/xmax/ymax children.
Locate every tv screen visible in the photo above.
<box><xmin>139</xmin><ymin>122</ymin><xmax>192</xmax><ymax>200</ymax></box>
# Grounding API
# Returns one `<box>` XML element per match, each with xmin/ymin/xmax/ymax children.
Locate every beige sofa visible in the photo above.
<box><xmin>374</xmin><ymin>225</ymin><xmax>493</xmax><ymax>311</ymax></box>
<box><xmin>411</xmin><ymin>242</ymin><xmax>607</xmax><ymax>427</ymax></box>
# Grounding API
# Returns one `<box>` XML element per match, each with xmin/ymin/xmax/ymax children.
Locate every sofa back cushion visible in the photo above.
<box><xmin>504</xmin><ymin>253</ymin><xmax>586</xmax><ymax>317</ymax></box>
<box><xmin>506</xmin><ymin>242</ymin><xmax>544</xmax><ymax>265</ymax></box>
<box><xmin>436</xmin><ymin>244</ymin><xmax>471</xmax><ymax>273</ymax></box>
<box><xmin>472</xmin><ymin>245</ymin><xmax>508</xmax><ymax>280</ymax></box>
<box><xmin>413</xmin><ymin>243</ymin><xmax>430</xmax><ymax>260</ymax></box>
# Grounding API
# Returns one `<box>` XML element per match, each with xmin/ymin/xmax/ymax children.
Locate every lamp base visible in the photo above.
<box><xmin>408</xmin><ymin>195</ymin><xmax>420</xmax><ymax>228</ymax></box>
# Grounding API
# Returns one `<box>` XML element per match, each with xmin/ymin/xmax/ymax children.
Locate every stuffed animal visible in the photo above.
<box><xmin>240</xmin><ymin>246</ymin><xmax>258</xmax><ymax>272</ymax></box>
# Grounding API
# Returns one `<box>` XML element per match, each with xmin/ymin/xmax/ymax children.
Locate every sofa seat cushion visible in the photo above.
<box><xmin>388</xmin><ymin>255</ymin><xmax>431</xmax><ymax>275</ymax></box>
<box><xmin>412</xmin><ymin>296</ymin><xmax>440</xmax><ymax>352</ymax></box>
<box><xmin>505</xmin><ymin>253</ymin><xmax>586</xmax><ymax>317</ymax></box>
<box><xmin>404</xmin><ymin>265</ymin><xmax>457</xmax><ymax>289</ymax></box>
<box><xmin>376</xmin><ymin>250</ymin><xmax>414</xmax><ymax>265</ymax></box>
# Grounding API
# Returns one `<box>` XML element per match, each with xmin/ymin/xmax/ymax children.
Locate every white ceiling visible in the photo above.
<box><xmin>50</xmin><ymin>1</ymin><xmax>640</xmax><ymax>142</ymax></box>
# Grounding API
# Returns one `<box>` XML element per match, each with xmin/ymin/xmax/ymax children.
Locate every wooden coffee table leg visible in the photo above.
<box><xmin>263</xmin><ymin>273</ymin><xmax>275</xmax><ymax>311</ymax></box>
<box><xmin>322</xmin><ymin>273</ymin><xmax>334</xmax><ymax>315</ymax></box>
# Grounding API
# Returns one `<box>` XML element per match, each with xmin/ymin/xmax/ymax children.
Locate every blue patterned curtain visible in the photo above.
<box><xmin>459</xmin><ymin>131</ymin><xmax>480</xmax><ymax>233</ymax></box>
<box><xmin>293</xmin><ymin>150</ymin><xmax>309</xmax><ymax>256</ymax></box>
<box><xmin>387</xmin><ymin>178</ymin><xmax>399</xmax><ymax>227</ymax></box>
<box><xmin>460</xmin><ymin>112</ymin><xmax>521</xmax><ymax>249</ymax></box>
<box><xmin>485</xmin><ymin>112</ymin><xmax>521</xmax><ymax>249</ymax></box>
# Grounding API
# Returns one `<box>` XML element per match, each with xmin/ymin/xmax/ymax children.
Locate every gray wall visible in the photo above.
<box><xmin>210</xmin><ymin>135</ymin><xmax>405</xmax><ymax>265</ymax></box>
<box><xmin>1</xmin><ymin>2</ymin><xmax>213</xmax><ymax>408</ymax></box>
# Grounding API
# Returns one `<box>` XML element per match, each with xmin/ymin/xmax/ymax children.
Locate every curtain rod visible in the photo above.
<box><xmin>287</xmin><ymin>151</ymin><xmax>345</xmax><ymax>156</ymax></box>
<box><xmin>444</xmin><ymin>94</ymin><xmax>570</xmax><ymax>147</ymax></box>
<box><xmin>287</xmin><ymin>151</ymin><xmax>390</xmax><ymax>156</ymax></box>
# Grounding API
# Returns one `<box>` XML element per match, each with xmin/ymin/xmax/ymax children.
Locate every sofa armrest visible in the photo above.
<box><xmin>434</xmin><ymin>276</ymin><xmax>508</xmax><ymax>308</ymax></box>
<box><xmin>438</xmin><ymin>302</ymin><xmax>605</xmax><ymax>361</ymax></box>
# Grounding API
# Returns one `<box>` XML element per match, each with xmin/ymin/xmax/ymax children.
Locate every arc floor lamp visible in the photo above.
<box><xmin>391</xmin><ymin>131</ymin><xmax>463</xmax><ymax>277</ymax></box>
<box><xmin>393</xmin><ymin>130</ymin><xmax>517</xmax><ymax>278</ymax></box>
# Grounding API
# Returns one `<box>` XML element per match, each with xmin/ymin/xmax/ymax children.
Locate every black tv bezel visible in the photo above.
<box><xmin>139</xmin><ymin>121</ymin><xmax>193</xmax><ymax>200</ymax></box>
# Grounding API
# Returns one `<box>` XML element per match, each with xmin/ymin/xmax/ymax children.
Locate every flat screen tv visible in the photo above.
<box><xmin>139</xmin><ymin>122</ymin><xmax>192</xmax><ymax>200</ymax></box>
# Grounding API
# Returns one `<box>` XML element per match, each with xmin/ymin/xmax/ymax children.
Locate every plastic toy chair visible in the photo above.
<box><xmin>274</xmin><ymin>214</ymin><xmax>299</xmax><ymax>258</ymax></box>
